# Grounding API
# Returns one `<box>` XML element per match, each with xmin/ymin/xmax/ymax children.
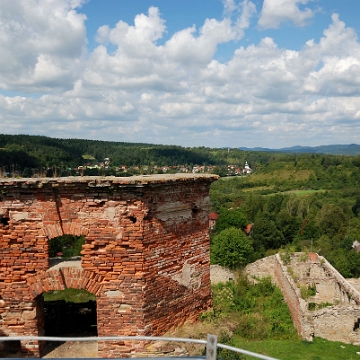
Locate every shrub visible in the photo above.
<box><xmin>49</xmin><ymin>234</ymin><xmax>85</xmax><ymax>257</ymax></box>
<box><xmin>279</xmin><ymin>246</ymin><xmax>294</xmax><ymax>265</ymax></box>
<box><xmin>308</xmin><ymin>302</ymin><xmax>333</xmax><ymax>311</ymax></box>
<box><xmin>211</xmin><ymin>228</ymin><xmax>253</xmax><ymax>269</ymax></box>
<box><xmin>300</xmin><ymin>284</ymin><xmax>316</xmax><ymax>299</ymax></box>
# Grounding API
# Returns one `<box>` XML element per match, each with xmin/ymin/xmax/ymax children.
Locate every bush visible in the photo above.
<box><xmin>49</xmin><ymin>234</ymin><xmax>85</xmax><ymax>257</ymax></box>
<box><xmin>211</xmin><ymin>228</ymin><xmax>253</xmax><ymax>269</ymax></box>
<box><xmin>215</xmin><ymin>208</ymin><xmax>248</xmax><ymax>232</ymax></box>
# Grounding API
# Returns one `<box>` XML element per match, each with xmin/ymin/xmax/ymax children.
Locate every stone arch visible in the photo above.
<box><xmin>27</xmin><ymin>268</ymin><xmax>104</xmax><ymax>300</ymax></box>
<box><xmin>25</xmin><ymin>267</ymin><xmax>103</xmax><ymax>355</ymax></box>
<box><xmin>41</xmin><ymin>223</ymin><xmax>89</xmax><ymax>240</ymax></box>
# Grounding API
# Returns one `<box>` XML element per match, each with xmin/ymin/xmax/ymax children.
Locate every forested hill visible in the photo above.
<box><xmin>1</xmin><ymin>134</ymin><xmax>360</xmax><ymax>173</ymax></box>
<box><xmin>0</xmin><ymin>134</ymin><xmax>224</xmax><ymax>170</ymax></box>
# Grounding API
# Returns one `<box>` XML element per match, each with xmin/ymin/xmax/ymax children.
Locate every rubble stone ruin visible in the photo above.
<box><xmin>0</xmin><ymin>174</ymin><xmax>218</xmax><ymax>357</ymax></box>
<box><xmin>246</xmin><ymin>252</ymin><xmax>360</xmax><ymax>345</ymax></box>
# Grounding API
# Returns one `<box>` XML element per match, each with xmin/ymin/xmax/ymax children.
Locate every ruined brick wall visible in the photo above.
<box><xmin>273</xmin><ymin>254</ymin><xmax>313</xmax><ymax>340</ymax></box>
<box><xmin>0</xmin><ymin>174</ymin><xmax>217</xmax><ymax>357</ymax></box>
<box><xmin>309</xmin><ymin>256</ymin><xmax>360</xmax><ymax>345</ymax></box>
<box><xmin>319</xmin><ymin>257</ymin><xmax>360</xmax><ymax>305</ymax></box>
<box><xmin>140</xmin><ymin>180</ymin><xmax>213</xmax><ymax>336</ymax></box>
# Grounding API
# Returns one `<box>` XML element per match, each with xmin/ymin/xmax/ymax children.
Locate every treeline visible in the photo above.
<box><xmin>0</xmin><ymin>134</ymin><xmax>250</xmax><ymax>172</ymax></box>
<box><xmin>2</xmin><ymin>134</ymin><xmax>360</xmax><ymax>177</ymax></box>
<box><xmin>210</xmin><ymin>152</ymin><xmax>360</xmax><ymax>278</ymax></box>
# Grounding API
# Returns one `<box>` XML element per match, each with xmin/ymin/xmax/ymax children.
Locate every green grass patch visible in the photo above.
<box><xmin>205</xmin><ymin>276</ymin><xmax>360</xmax><ymax>360</ymax></box>
<box><xmin>219</xmin><ymin>175</ymin><xmax>247</xmax><ymax>181</ymax></box>
<box><xmin>282</xmin><ymin>189</ymin><xmax>327</xmax><ymax>196</ymax></box>
<box><xmin>82</xmin><ymin>154</ymin><xmax>96</xmax><ymax>160</ymax></box>
<box><xmin>209</xmin><ymin>277</ymin><xmax>298</xmax><ymax>341</ymax></box>
<box><xmin>250</xmin><ymin>169</ymin><xmax>313</xmax><ymax>183</ymax></box>
<box><xmin>230</xmin><ymin>338</ymin><xmax>360</xmax><ymax>360</ymax></box>
<box><xmin>241</xmin><ymin>186</ymin><xmax>275</xmax><ymax>192</ymax></box>
<box><xmin>43</xmin><ymin>288</ymin><xmax>95</xmax><ymax>303</ymax></box>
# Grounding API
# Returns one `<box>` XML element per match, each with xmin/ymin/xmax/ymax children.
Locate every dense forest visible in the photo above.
<box><xmin>0</xmin><ymin>134</ymin><xmax>238</xmax><ymax>172</ymax></box>
<box><xmin>209</xmin><ymin>152</ymin><xmax>360</xmax><ymax>278</ymax></box>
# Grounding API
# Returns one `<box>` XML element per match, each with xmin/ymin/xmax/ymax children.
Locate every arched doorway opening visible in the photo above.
<box><xmin>0</xmin><ymin>340</ymin><xmax>21</xmax><ymax>357</ymax></box>
<box><xmin>43</xmin><ymin>288</ymin><xmax>97</xmax><ymax>336</ymax></box>
<box><xmin>41</xmin><ymin>288</ymin><xmax>97</xmax><ymax>356</ymax></box>
<box><xmin>41</xmin><ymin>234</ymin><xmax>98</xmax><ymax>356</ymax></box>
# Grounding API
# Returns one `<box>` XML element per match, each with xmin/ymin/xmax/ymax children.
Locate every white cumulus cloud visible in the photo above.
<box><xmin>0</xmin><ymin>2</ymin><xmax>360</xmax><ymax>148</ymax></box>
<box><xmin>0</xmin><ymin>0</ymin><xmax>87</xmax><ymax>92</ymax></box>
<box><xmin>259</xmin><ymin>0</ymin><xmax>315</xmax><ymax>28</ymax></box>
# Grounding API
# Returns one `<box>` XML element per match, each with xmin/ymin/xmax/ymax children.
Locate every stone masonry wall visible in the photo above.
<box><xmin>246</xmin><ymin>253</ymin><xmax>360</xmax><ymax>345</ymax></box>
<box><xmin>244</xmin><ymin>255</ymin><xmax>276</xmax><ymax>283</ymax></box>
<box><xmin>0</xmin><ymin>174</ymin><xmax>218</xmax><ymax>358</ymax></box>
<box><xmin>273</xmin><ymin>254</ymin><xmax>313</xmax><ymax>340</ymax></box>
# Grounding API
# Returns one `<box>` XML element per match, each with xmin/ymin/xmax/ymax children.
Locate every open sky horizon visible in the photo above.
<box><xmin>0</xmin><ymin>0</ymin><xmax>360</xmax><ymax>149</ymax></box>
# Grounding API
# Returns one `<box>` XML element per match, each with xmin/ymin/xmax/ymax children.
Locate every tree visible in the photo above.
<box><xmin>211</xmin><ymin>227</ymin><xmax>253</xmax><ymax>269</ymax></box>
<box><xmin>265</xmin><ymin>194</ymin><xmax>285</xmax><ymax>213</ymax></box>
<box><xmin>326</xmin><ymin>248</ymin><xmax>355</xmax><ymax>278</ymax></box>
<box><xmin>352</xmin><ymin>197</ymin><xmax>360</xmax><ymax>217</ymax></box>
<box><xmin>252</xmin><ymin>214</ymin><xmax>284</xmax><ymax>250</ymax></box>
<box><xmin>296</xmin><ymin>217</ymin><xmax>320</xmax><ymax>241</ymax></box>
<box><xmin>244</xmin><ymin>194</ymin><xmax>264</xmax><ymax>222</ymax></box>
<box><xmin>215</xmin><ymin>208</ymin><xmax>248</xmax><ymax>232</ymax></box>
<box><xmin>275</xmin><ymin>210</ymin><xmax>301</xmax><ymax>244</ymax></box>
<box><xmin>316</xmin><ymin>204</ymin><xmax>346</xmax><ymax>239</ymax></box>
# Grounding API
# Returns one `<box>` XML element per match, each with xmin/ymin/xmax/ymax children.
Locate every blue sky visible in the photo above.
<box><xmin>0</xmin><ymin>0</ymin><xmax>360</xmax><ymax>148</ymax></box>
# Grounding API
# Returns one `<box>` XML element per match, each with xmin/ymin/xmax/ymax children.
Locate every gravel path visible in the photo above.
<box><xmin>42</xmin><ymin>341</ymin><xmax>98</xmax><ymax>358</ymax></box>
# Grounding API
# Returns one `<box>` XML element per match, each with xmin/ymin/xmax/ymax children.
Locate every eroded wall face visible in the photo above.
<box><xmin>0</xmin><ymin>176</ymin><xmax>216</xmax><ymax>357</ymax></box>
<box><xmin>141</xmin><ymin>181</ymin><xmax>212</xmax><ymax>336</ymax></box>
<box><xmin>313</xmin><ymin>307</ymin><xmax>360</xmax><ymax>344</ymax></box>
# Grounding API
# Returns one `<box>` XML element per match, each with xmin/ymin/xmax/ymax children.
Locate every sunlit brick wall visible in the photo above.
<box><xmin>0</xmin><ymin>174</ymin><xmax>217</xmax><ymax>357</ymax></box>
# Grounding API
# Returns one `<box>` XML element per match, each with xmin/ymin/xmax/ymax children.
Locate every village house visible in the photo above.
<box><xmin>208</xmin><ymin>212</ymin><xmax>219</xmax><ymax>230</ymax></box>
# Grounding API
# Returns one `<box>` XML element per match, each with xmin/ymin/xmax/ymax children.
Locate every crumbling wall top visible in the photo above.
<box><xmin>0</xmin><ymin>173</ymin><xmax>219</xmax><ymax>189</ymax></box>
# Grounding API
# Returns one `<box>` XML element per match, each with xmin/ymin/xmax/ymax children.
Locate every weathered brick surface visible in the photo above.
<box><xmin>0</xmin><ymin>174</ymin><xmax>218</xmax><ymax>357</ymax></box>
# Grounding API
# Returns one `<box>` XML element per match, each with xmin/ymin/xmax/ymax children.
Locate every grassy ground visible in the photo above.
<box><xmin>250</xmin><ymin>169</ymin><xmax>313</xmax><ymax>183</ymax></box>
<box><xmin>43</xmin><ymin>288</ymin><xmax>95</xmax><ymax>303</ymax></box>
<box><xmin>231</xmin><ymin>338</ymin><xmax>360</xmax><ymax>360</ymax></box>
<box><xmin>191</xmin><ymin>277</ymin><xmax>360</xmax><ymax>360</ymax></box>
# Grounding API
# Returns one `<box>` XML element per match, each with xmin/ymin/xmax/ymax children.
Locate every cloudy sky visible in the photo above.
<box><xmin>0</xmin><ymin>0</ymin><xmax>359</xmax><ymax>148</ymax></box>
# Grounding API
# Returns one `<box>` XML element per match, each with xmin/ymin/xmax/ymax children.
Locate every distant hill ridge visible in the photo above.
<box><xmin>238</xmin><ymin>144</ymin><xmax>360</xmax><ymax>155</ymax></box>
<box><xmin>1</xmin><ymin>134</ymin><xmax>360</xmax><ymax>174</ymax></box>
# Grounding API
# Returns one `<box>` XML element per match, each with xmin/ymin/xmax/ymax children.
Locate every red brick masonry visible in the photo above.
<box><xmin>0</xmin><ymin>174</ymin><xmax>218</xmax><ymax>357</ymax></box>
